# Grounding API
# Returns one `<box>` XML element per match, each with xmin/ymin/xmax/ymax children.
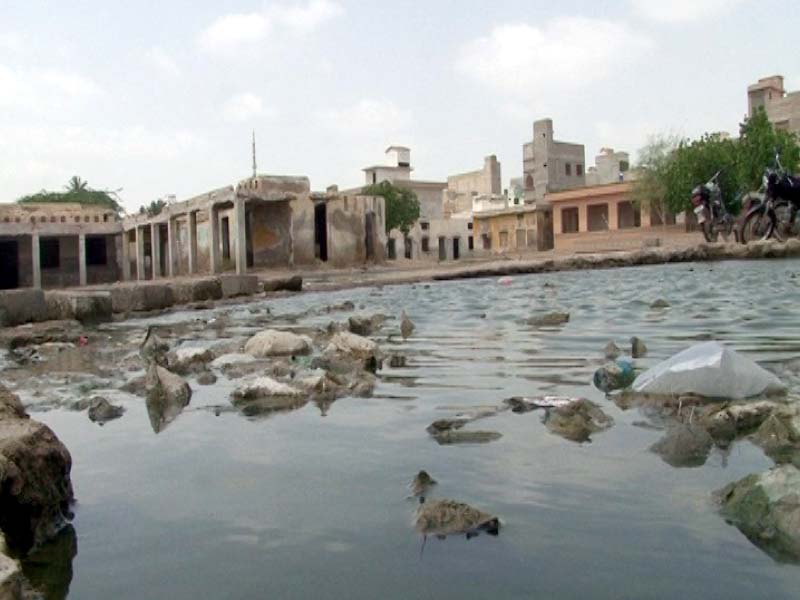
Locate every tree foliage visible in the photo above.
<box><xmin>363</xmin><ymin>181</ymin><xmax>420</xmax><ymax>235</ymax></box>
<box><xmin>139</xmin><ymin>199</ymin><xmax>167</xmax><ymax>217</ymax></box>
<box><xmin>634</xmin><ymin>108</ymin><xmax>799</xmax><ymax>215</ymax></box>
<box><xmin>17</xmin><ymin>177</ymin><xmax>123</xmax><ymax>213</ymax></box>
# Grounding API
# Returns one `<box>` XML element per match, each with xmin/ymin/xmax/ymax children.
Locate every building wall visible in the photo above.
<box><xmin>249</xmin><ymin>202</ymin><xmax>292</xmax><ymax>267</ymax></box>
<box><xmin>473</xmin><ymin>209</ymin><xmax>545</xmax><ymax>254</ymax></box>
<box><xmin>326</xmin><ymin>194</ymin><xmax>386</xmax><ymax>267</ymax></box>
<box><xmin>748</xmin><ymin>75</ymin><xmax>800</xmax><ymax>136</ymax></box>
<box><xmin>523</xmin><ymin>119</ymin><xmax>586</xmax><ymax>202</ymax></box>
<box><xmin>387</xmin><ymin>216</ymin><xmax>474</xmax><ymax>262</ymax></box>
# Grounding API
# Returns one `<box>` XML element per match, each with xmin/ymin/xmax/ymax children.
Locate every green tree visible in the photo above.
<box><xmin>139</xmin><ymin>199</ymin><xmax>167</xmax><ymax>217</ymax></box>
<box><xmin>633</xmin><ymin>110</ymin><xmax>799</xmax><ymax>217</ymax></box>
<box><xmin>18</xmin><ymin>177</ymin><xmax>123</xmax><ymax>213</ymax></box>
<box><xmin>363</xmin><ymin>181</ymin><xmax>420</xmax><ymax>234</ymax></box>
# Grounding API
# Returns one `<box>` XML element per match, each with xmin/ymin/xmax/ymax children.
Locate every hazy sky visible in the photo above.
<box><xmin>1</xmin><ymin>0</ymin><xmax>797</xmax><ymax>212</ymax></box>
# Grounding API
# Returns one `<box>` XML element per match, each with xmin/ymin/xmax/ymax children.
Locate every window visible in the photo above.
<box><xmin>40</xmin><ymin>216</ymin><xmax>46</xmax><ymax>223</ymax></box>
<box><xmin>467</xmin><ymin>222</ymin><xmax>473</xmax><ymax>230</ymax></box>
<box><xmin>420</xmin><ymin>222</ymin><xmax>429</xmax><ymax>231</ymax></box>
<box><xmin>562</xmin><ymin>207</ymin><xmax>579</xmax><ymax>233</ymax></box>
<box><xmin>40</xmin><ymin>239</ymin><xmax>60</xmax><ymax>269</ymax></box>
<box><xmin>60</xmin><ymin>216</ymin><xmax>66</xmax><ymax>223</ymax></box>
<box><xmin>421</xmin><ymin>236</ymin><xmax>429</xmax><ymax>252</ymax></box>
<box><xmin>565</xmin><ymin>163</ymin><xmax>572</xmax><ymax>176</ymax></box>
<box><xmin>525</xmin><ymin>175</ymin><xmax>534</xmax><ymax>189</ymax></box>
<box><xmin>86</xmin><ymin>237</ymin><xmax>108</xmax><ymax>266</ymax></box>
<box><xmin>576</xmin><ymin>164</ymin><xmax>584</xmax><ymax>176</ymax></box>
<box><xmin>468</xmin><ymin>236</ymin><xmax>474</xmax><ymax>250</ymax></box>
<box><xmin>499</xmin><ymin>231</ymin><xmax>509</xmax><ymax>248</ymax></box>
<box><xmin>372</xmin><ymin>172</ymin><xmax>377</xmax><ymax>184</ymax></box>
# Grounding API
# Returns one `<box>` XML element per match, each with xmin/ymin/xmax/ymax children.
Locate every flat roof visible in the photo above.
<box><xmin>545</xmin><ymin>181</ymin><xmax>631</xmax><ymax>203</ymax></box>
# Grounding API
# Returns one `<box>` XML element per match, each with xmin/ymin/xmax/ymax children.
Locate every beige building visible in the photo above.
<box><xmin>586</xmin><ymin>148</ymin><xmax>631</xmax><ymax>186</ymax></box>
<box><xmin>443</xmin><ymin>155</ymin><xmax>502</xmax><ymax>216</ymax></box>
<box><xmin>0</xmin><ymin>203</ymin><xmax>121</xmax><ymax>289</ymax></box>
<box><xmin>523</xmin><ymin>119</ymin><xmax>586</xmax><ymax>203</ymax></box>
<box><xmin>361</xmin><ymin>146</ymin><xmax>446</xmax><ymax>220</ymax></box>
<box><xmin>0</xmin><ymin>174</ymin><xmax>386</xmax><ymax>290</ymax></box>
<box><xmin>748</xmin><ymin>75</ymin><xmax>800</xmax><ymax>135</ymax></box>
<box><xmin>547</xmin><ymin>182</ymin><xmax>687</xmax><ymax>253</ymax></box>
<box><xmin>472</xmin><ymin>205</ymin><xmax>552</xmax><ymax>254</ymax></box>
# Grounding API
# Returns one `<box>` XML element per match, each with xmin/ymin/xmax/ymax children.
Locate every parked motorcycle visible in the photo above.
<box><xmin>690</xmin><ymin>170</ymin><xmax>737</xmax><ymax>242</ymax></box>
<box><xmin>740</xmin><ymin>154</ymin><xmax>800</xmax><ymax>243</ymax></box>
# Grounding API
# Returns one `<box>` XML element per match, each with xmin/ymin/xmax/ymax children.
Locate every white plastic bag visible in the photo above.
<box><xmin>632</xmin><ymin>341</ymin><xmax>786</xmax><ymax>400</ymax></box>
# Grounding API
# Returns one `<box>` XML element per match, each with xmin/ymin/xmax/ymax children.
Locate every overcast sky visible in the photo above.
<box><xmin>1</xmin><ymin>0</ymin><xmax>797</xmax><ymax>212</ymax></box>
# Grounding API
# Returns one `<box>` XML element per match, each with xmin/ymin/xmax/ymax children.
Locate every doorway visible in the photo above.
<box><xmin>452</xmin><ymin>237</ymin><xmax>460</xmax><ymax>260</ymax></box>
<box><xmin>314</xmin><ymin>203</ymin><xmax>328</xmax><ymax>262</ymax></box>
<box><xmin>221</xmin><ymin>216</ymin><xmax>231</xmax><ymax>260</ymax></box>
<box><xmin>0</xmin><ymin>240</ymin><xmax>19</xmax><ymax>289</ymax></box>
<box><xmin>438</xmin><ymin>237</ymin><xmax>446</xmax><ymax>261</ymax></box>
<box><xmin>364</xmin><ymin>212</ymin><xmax>375</xmax><ymax>261</ymax></box>
<box><xmin>404</xmin><ymin>236</ymin><xmax>412</xmax><ymax>259</ymax></box>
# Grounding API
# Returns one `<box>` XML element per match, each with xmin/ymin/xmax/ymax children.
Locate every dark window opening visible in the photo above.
<box><xmin>314</xmin><ymin>203</ymin><xmax>328</xmax><ymax>262</ymax></box>
<box><xmin>40</xmin><ymin>238</ymin><xmax>60</xmax><ymax>269</ymax></box>
<box><xmin>86</xmin><ymin>237</ymin><xmax>108</xmax><ymax>266</ymax></box>
<box><xmin>421</xmin><ymin>236</ymin><xmax>429</xmax><ymax>252</ymax></box>
<box><xmin>452</xmin><ymin>238</ymin><xmax>460</xmax><ymax>260</ymax></box>
<box><xmin>387</xmin><ymin>239</ymin><xmax>396</xmax><ymax>260</ymax></box>
<box><xmin>561</xmin><ymin>207</ymin><xmax>579</xmax><ymax>234</ymax></box>
<box><xmin>420</xmin><ymin>222</ymin><xmax>429</xmax><ymax>231</ymax></box>
<box><xmin>468</xmin><ymin>236</ymin><xmax>474</xmax><ymax>250</ymax></box>
<box><xmin>0</xmin><ymin>241</ymin><xmax>19</xmax><ymax>289</ymax></box>
<box><xmin>221</xmin><ymin>217</ymin><xmax>231</xmax><ymax>260</ymax></box>
<box><xmin>576</xmin><ymin>164</ymin><xmax>584</xmax><ymax>176</ymax></box>
<box><xmin>467</xmin><ymin>222</ymin><xmax>473</xmax><ymax>230</ymax></box>
<box><xmin>372</xmin><ymin>172</ymin><xmax>377</xmax><ymax>184</ymax></box>
<box><xmin>565</xmin><ymin>163</ymin><xmax>572</xmax><ymax>176</ymax></box>
<box><xmin>438</xmin><ymin>237</ymin><xmax>446</xmax><ymax>260</ymax></box>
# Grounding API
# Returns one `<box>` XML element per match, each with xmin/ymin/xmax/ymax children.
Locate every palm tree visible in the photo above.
<box><xmin>65</xmin><ymin>176</ymin><xmax>88</xmax><ymax>193</ymax></box>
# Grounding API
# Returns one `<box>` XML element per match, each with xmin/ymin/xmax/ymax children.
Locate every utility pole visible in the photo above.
<box><xmin>251</xmin><ymin>130</ymin><xmax>257</xmax><ymax>179</ymax></box>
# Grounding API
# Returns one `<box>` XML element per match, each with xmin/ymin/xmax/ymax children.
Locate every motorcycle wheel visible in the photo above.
<box><xmin>740</xmin><ymin>208</ymin><xmax>774</xmax><ymax>244</ymax></box>
<box><xmin>772</xmin><ymin>200</ymin><xmax>797</xmax><ymax>242</ymax></box>
<box><xmin>701</xmin><ymin>221</ymin><xmax>719</xmax><ymax>243</ymax></box>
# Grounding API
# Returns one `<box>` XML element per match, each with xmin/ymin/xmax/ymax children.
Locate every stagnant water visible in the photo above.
<box><xmin>7</xmin><ymin>258</ymin><xmax>800</xmax><ymax>599</ymax></box>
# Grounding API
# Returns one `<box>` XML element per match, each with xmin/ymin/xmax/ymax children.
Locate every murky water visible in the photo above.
<box><xmin>8</xmin><ymin>258</ymin><xmax>800</xmax><ymax>599</ymax></box>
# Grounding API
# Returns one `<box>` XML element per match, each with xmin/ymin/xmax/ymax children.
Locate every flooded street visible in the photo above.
<box><xmin>7</xmin><ymin>258</ymin><xmax>800</xmax><ymax>599</ymax></box>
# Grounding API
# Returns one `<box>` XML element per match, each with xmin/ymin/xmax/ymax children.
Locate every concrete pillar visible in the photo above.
<box><xmin>188</xmin><ymin>211</ymin><xmax>197</xmax><ymax>275</ymax></box>
<box><xmin>578</xmin><ymin>204</ymin><xmax>588</xmax><ymax>233</ymax></box>
<box><xmin>209</xmin><ymin>206</ymin><xmax>220</xmax><ymax>274</ymax></box>
<box><xmin>233</xmin><ymin>197</ymin><xmax>247</xmax><ymax>275</ymax></box>
<box><xmin>136</xmin><ymin>226</ymin><xmax>146</xmax><ymax>281</ymax></box>
<box><xmin>166</xmin><ymin>217</ymin><xmax>176</xmax><ymax>277</ymax></box>
<box><xmin>608</xmin><ymin>201</ymin><xmax>619</xmax><ymax>231</ymax></box>
<box><xmin>31</xmin><ymin>233</ymin><xmax>41</xmax><ymax>289</ymax></box>
<box><xmin>121</xmin><ymin>231</ymin><xmax>131</xmax><ymax>281</ymax></box>
<box><xmin>78</xmin><ymin>233</ymin><xmax>87</xmax><ymax>286</ymax></box>
<box><xmin>151</xmin><ymin>222</ymin><xmax>162</xmax><ymax>279</ymax></box>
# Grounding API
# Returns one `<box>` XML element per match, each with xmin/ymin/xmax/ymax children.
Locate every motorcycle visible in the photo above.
<box><xmin>690</xmin><ymin>170</ymin><xmax>737</xmax><ymax>242</ymax></box>
<box><xmin>740</xmin><ymin>154</ymin><xmax>800</xmax><ymax>243</ymax></box>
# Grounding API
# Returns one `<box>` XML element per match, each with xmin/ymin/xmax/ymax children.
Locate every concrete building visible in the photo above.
<box><xmin>361</xmin><ymin>146</ymin><xmax>447</xmax><ymax>220</ymax></box>
<box><xmin>585</xmin><ymin>148</ymin><xmax>630</xmax><ymax>186</ymax></box>
<box><xmin>443</xmin><ymin>155</ymin><xmax>502</xmax><ymax>216</ymax></box>
<box><xmin>472</xmin><ymin>205</ymin><xmax>552</xmax><ymax>254</ymax></box>
<box><xmin>0</xmin><ymin>203</ymin><xmax>122</xmax><ymax>289</ymax></box>
<box><xmin>748</xmin><ymin>75</ymin><xmax>800</xmax><ymax>136</ymax></box>
<box><xmin>0</xmin><ymin>174</ymin><xmax>386</xmax><ymax>290</ymax></box>
<box><xmin>523</xmin><ymin>119</ymin><xmax>586</xmax><ymax>203</ymax></box>
<box><xmin>547</xmin><ymin>182</ymin><xmax>686</xmax><ymax>253</ymax></box>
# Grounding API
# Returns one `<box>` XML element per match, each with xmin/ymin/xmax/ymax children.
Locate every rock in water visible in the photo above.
<box><xmin>715</xmin><ymin>465</ymin><xmax>800</xmax><ymax>562</ymax></box>
<box><xmin>145</xmin><ymin>365</ymin><xmax>192</xmax><ymax>433</ymax></box>
<box><xmin>139</xmin><ymin>326</ymin><xmax>169</xmax><ymax>366</ymax></box>
<box><xmin>593</xmin><ymin>360</ymin><xmax>635</xmax><ymax>393</ymax></box>
<box><xmin>400</xmin><ymin>311</ymin><xmax>415</xmax><ymax>339</ymax></box>
<box><xmin>324</xmin><ymin>331</ymin><xmax>379</xmax><ymax>362</ymax></box>
<box><xmin>603</xmin><ymin>341</ymin><xmax>621</xmax><ymax>360</ymax></box>
<box><xmin>244</xmin><ymin>330</ymin><xmax>312</xmax><ymax>358</ymax></box>
<box><xmin>543</xmin><ymin>399</ymin><xmax>614</xmax><ymax>443</ymax></box>
<box><xmin>415</xmin><ymin>499</ymin><xmax>499</xmax><ymax>537</ymax></box>
<box><xmin>410</xmin><ymin>470</ymin><xmax>437</xmax><ymax>497</ymax></box>
<box><xmin>431</xmin><ymin>430</ymin><xmax>502</xmax><ymax>445</ymax></box>
<box><xmin>650</xmin><ymin>298</ymin><xmax>671</xmax><ymax>309</ymax></box>
<box><xmin>528</xmin><ymin>312</ymin><xmax>570</xmax><ymax>327</ymax></box>
<box><xmin>631</xmin><ymin>336</ymin><xmax>648</xmax><ymax>358</ymax></box>
<box><xmin>0</xmin><ymin>385</ymin><xmax>74</xmax><ymax>554</ymax></box>
<box><xmin>86</xmin><ymin>397</ymin><xmax>125</xmax><ymax>425</ymax></box>
<box><xmin>650</xmin><ymin>423</ymin><xmax>714</xmax><ymax>468</ymax></box>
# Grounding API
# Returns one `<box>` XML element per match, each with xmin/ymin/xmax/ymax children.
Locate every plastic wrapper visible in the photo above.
<box><xmin>631</xmin><ymin>341</ymin><xmax>786</xmax><ymax>400</ymax></box>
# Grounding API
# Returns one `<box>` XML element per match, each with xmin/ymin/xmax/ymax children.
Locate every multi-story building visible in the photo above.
<box><xmin>522</xmin><ymin>119</ymin><xmax>586</xmax><ymax>203</ymax></box>
<box><xmin>585</xmin><ymin>148</ymin><xmax>630</xmax><ymax>186</ymax></box>
<box><xmin>747</xmin><ymin>75</ymin><xmax>800</xmax><ymax>136</ymax></box>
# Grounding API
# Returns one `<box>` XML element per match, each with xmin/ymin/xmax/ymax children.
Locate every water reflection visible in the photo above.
<box><xmin>20</xmin><ymin>525</ymin><xmax>77</xmax><ymax>600</ymax></box>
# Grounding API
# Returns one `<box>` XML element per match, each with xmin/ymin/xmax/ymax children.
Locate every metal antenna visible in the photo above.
<box><xmin>251</xmin><ymin>130</ymin><xmax>257</xmax><ymax>178</ymax></box>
